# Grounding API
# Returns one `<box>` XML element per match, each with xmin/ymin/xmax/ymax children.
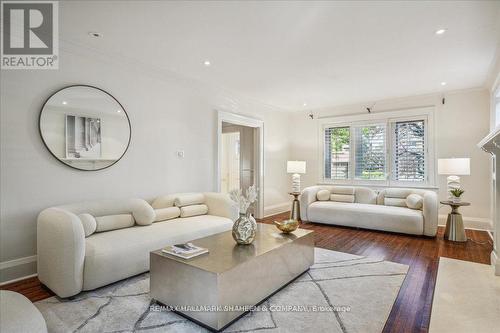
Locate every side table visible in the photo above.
<box><xmin>289</xmin><ymin>192</ymin><xmax>301</xmax><ymax>222</ymax></box>
<box><xmin>440</xmin><ymin>200</ymin><xmax>470</xmax><ymax>242</ymax></box>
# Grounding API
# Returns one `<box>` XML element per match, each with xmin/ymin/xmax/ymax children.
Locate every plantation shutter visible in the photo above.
<box><xmin>354</xmin><ymin>125</ymin><xmax>386</xmax><ymax>180</ymax></box>
<box><xmin>324</xmin><ymin>127</ymin><xmax>350</xmax><ymax>180</ymax></box>
<box><xmin>393</xmin><ymin>120</ymin><xmax>425</xmax><ymax>182</ymax></box>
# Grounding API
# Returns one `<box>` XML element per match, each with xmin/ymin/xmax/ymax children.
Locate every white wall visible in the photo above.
<box><xmin>0</xmin><ymin>45</ymin><xmax>290</xmax><ymax>282</ymax></box>
<box><xmin>289</xmin><ymin>89</ymin><xmax>492</xmax><ymax>227</ymax></box>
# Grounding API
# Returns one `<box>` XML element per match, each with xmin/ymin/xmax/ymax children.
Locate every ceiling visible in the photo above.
<box><xmin>61</xmin><ymin>1</ymin><xmax>500</xmax><ymax>111</ymax></box>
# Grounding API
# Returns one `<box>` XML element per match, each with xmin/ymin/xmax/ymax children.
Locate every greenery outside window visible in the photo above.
<box><xmin>323</xmin><ymin>114</ymin><xmax>430</xmax><ymax>186</ymax></box>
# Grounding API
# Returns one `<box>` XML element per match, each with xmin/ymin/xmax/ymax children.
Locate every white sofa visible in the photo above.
<box><xmin>0</xmin><ymin>290</ymin><xmax>47</xmax><ymax>333</ymax></box>
<box><xmin>300</xmin><ymin>186</ymin><xmax>438</xmax><ymax>236</ymax></box>
<box><xmin>37</xmin><ymin>192</ymin><xmax>238</xmax><ymax>298</ymax></box>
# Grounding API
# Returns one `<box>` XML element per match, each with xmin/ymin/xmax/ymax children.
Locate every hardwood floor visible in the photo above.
<box><xmin>0</xmin><ymin>276</ymin><xmax>53</xmax><ymax>302</ymax></box>
<box><xmin>1</xmin><ymin>211</ymin><xmax>492</xmax><ymax>332</ymax></box>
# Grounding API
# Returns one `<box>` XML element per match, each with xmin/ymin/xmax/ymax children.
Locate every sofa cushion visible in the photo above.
<box><xmin>151</xmin><ymin>195</ymin><xmax>176</xmax><ymax>209</ymax></box>
<box><xmin>330</xmin><ymin>194</ymin><xmax>355</xmax><ymax>203</ymax></box>
<box><xmin>83</xmin><ymin>215</ymin><xmax>233</xmax><ymax>290</ymax></box>
<box><xmin>384</xmin><ymin>197</ymin><xmax>407</xmax><ymax>208</ymax></box>
<box><xmin>353</xmin><ymin>187</ymin><xmax>377</xmax><ymax>204</ymax></box>
<box><xmin>154</xmin><ymin>207</ymin><xmax>181</xmax><ymax>222</ymax></box>
<box><xmin>56</xmin><ymin>199</ymin><xmax>155</xmax><ymax>226</ymax></box>
<box><xmin>316</xmin><ymin>189</ymin><xmax>330</xmax><ymax>201</ymax></box>
<box><xmin>78</xmin><ymin>214</ymin><xmax>97</xmax><ymax>237</ymax></box>
<box><xmin>331</xmin><ymin>186</ymin><xmax>355</xmax><ymax>195</ymax></box>
<box><xmin>175</xmin><ymin>193</ymin><xmax>205</xmax><ymax>207</ymax></box>
<box><xmin>406</xmin><ymin>194</ymin><xmax>423</xmax><ymax>210</ymax></box>
<box><xmin>384</xmin><ymin>188</ymin><xmax>414</xmax><ymax>198</ymax></box>
<box><xmin>180</xmin><ymin>204</ymin><xmax>208</xmax><ymax>217</ymax></box>
<box><xmin>95</xmin><ymin>214</ymin><xmax>135</xmax><ymax>232</ymax></box>
<box><xmin>307</xmin><ymin>201</ymin><xmax>423</xmax><ymax>235</ymax></box>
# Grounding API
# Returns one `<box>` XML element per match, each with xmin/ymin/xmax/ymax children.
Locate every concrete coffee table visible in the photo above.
<box><xmin>150</xmin><ymin>223</ymin><xmax>314</xmax><ymax>331</ymax></box>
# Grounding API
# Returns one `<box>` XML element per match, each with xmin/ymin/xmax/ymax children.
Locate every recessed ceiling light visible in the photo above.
<box><xmin>203</xmin><ymin>60</ymin><xmax>211</xmax><ymax>66</ymax></box>
<box><xmin>303</xmin><ymin>102</ymin><xmax>307</xmax><ymax>107</ymax></box>
<box><xmin>62</xmin><ymin>101</ymin><xmax>67</xmax><ymax>105</ymax></box>
<box><xmin>88</xmin><ymin>32</ymin><xmax>103</xmax><ymax>38</ymax></box>
<box><xmin>441</xmin><ymin>81</ymin><xmax>447</xmax><ymax>86</ymax></box>
<box><xmin>435</xmin><ymin>28</ymin><xmax>447</xmax><ymax>35</ymax></box>
<box><xmin>117</xmin><ymin>110</ymin><xmax>121</xmax><ymax>113</ymax></box>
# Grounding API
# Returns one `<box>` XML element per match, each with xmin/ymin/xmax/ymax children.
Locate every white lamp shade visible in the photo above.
<box><xmin>287</xmin><ymin>161</ymin><xmax>306</xmax><ymax>174</ymax></box>
<box><xmin>438</xmin><ymin>158</ymin><xmax>470</xmax><ymax>175</ymax></box>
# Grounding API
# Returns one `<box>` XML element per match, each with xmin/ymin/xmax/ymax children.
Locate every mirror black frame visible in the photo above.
<box><xmin>39</xmin><ymin>84</ymin><xmax>132</xmax><ymax>171</ymax></box>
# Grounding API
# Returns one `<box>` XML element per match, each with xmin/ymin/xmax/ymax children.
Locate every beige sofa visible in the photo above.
<box><xmin>37</xmin><ymin>192</ymin><xmax>238</xmax><ymax>298</ymax></box>
<box><xmin>300</xmin><ymin>186</ymin><xmax>438</xmax><ymax>236</ymax></box>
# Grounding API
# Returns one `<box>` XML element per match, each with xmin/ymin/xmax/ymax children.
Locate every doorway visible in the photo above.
<box><xmin>217</xmin><ymin>111</ymin><xmax>264</xmax><ymax>218</ymax></box>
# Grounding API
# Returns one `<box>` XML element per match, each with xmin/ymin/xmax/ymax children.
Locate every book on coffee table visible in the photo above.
<box><xmin>161</xmin><ymin>242</ymin><xmax>208</xmax><ymax>259</ymax></box>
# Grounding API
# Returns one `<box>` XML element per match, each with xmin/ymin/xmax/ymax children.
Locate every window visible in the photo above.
<box><xmin>392</xmin><ymin>120</ymin><xmax>425</xmax><ymax>182</ymax></box>
<box><xmin>322</xmin><ymin>111</ymin><xmax>432</xmax><ymax>186</ymax></box>
<box><xmin>354</xmin><ymin>125</ymin><xmax>386</xmax><ymax>180</ymax></box>
<box><xmin>324</xmin><ymin>127</ymin><xmax>350</xmax><ymax>179</ymax></box>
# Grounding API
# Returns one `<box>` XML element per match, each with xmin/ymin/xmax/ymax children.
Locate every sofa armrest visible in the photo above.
<box><xmin>204</xmin><ymin>192</ymin><xmax>239</xmax><ymax>221</ymax></box>
<box><xmin>37</xmin><ymin>208</ymin><xmax>85</xmax><ymax>298</ymax></box>
<box><xmin>422</xmin><ymin>191</ymin><xmax>439</xmax><ymax>236</ymax></box>
<box><xmin>300</xmin><ymin>186</ymin><xmax>322</xmax><ymax>221</ymax></box>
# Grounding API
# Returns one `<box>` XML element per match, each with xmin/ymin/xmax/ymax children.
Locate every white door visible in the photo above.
<box><xmin>221</xmin><ymin>132</ymin><xmax>240</xmax><ymax>193</ymax></box>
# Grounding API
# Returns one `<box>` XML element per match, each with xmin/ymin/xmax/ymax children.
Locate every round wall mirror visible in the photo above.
<box><xmin>39</xmin><ymin>85</ymin><xmax>131</xmax><ymax>171</ymax></box>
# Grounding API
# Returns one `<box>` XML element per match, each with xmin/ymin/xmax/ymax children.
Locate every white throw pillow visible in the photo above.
<box><xmin>95</xmin><ymin>214</ymin><xmax>135</xmax><ymax>232</ymax></box>
<box><xmin>175</xmin><ymin>193</ymin><xmax>205</xmax><ymax>207</ymax></box>
<box><xmin>130</xmin><ymin>200</ymin><xmax>155</xmax><ymax>225</ymax></box>
<box><xmin>154</xmin><ymin>207</ymin><xmax>181</xmax><ymax>222</ymax></box>
<box><xmin>330</xmin><ymin>194</ymin><xmax>355</xmax><ymax>203</ymax></box>
<box><xmin>406</xmin><ymin>194</ymin><xmax>423</xmax><ymax>210</ymax></box>
<box><xmin>151</xmin><ymin>195</ymin><xmax>176</xmax><ymax>209</ymax></box>
<box><xmin>384</xmin><ymin>197</ymin><xmax>407</xmax><ymax>207</ymax></box>
<box><xmin>78</xmin><ymin>213</ymin><xmax>97</xmax><ymax>237</ymax></box>
<box><xmin>316</xmin><ymin>190</ymin><xmax>330</xmax><ymax>201</ymax></box>
<box><xmin>180</xmin><ymin>204</ymin><xmax>209</xmax><ymax>217</ymax></box>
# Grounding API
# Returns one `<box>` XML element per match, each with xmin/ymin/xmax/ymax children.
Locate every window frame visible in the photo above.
<box><xmin>319</xmin><ymin>107</ymin><xmax>436</xmax><ymax>188</ymax></box>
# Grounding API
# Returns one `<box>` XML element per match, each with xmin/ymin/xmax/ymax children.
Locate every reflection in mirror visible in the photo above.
<box><xmin>39</xmin><ymin>85</ymin><xmax>131</xmax><ymax>171</ymax></box>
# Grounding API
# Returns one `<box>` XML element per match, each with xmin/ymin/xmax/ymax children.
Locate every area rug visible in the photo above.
<box><xmin>35</xmin><ymin>248</ymin><xmax>408</xmax><ymax>333</ymax></box>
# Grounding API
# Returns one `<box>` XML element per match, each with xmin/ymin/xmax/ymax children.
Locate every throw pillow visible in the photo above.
<box><xmin>316</xmin><ymin>190</ymin><xmax>330</xmax><ymax>201</ymax></box>
<box><xmin>406</xmin><ymin>193</ymin><xmax>423</xmax><ymax>210</ymax></box>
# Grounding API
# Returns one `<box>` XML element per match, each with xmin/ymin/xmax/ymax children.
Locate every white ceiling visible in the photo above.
<box><xmin>61</xmin><ymin>1</ymin><xmax>500</xmax><ymax>111</ymax></box>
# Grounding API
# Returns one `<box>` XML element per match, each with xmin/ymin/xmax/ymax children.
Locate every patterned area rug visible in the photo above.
<box><xmin>36</xmin><ymin>248</ymin><xmax>408</xmax><ymax>333</ymax></box>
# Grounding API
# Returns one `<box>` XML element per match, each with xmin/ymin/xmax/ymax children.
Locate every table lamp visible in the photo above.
<box><xmin>287</xmin><ymin>161</ymin><xmax>306</xmax><ymax>193</ymax></box>
<box><xmin>438</xmin><ymin>158</ymin><xmax>470</xmax><ymax>198</ymax></box>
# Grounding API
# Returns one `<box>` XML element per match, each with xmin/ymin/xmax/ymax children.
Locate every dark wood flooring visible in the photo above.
<box><xmin>1</xmin><ymin>211</ymin><xmax>492</xmax><ymax>332</ymax></box>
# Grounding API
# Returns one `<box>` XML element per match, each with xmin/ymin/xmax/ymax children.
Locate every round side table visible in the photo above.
<box><xmin>440</xmin><ymin>200</ymin><xmax>470</xmax><ymax>242</ymax></box>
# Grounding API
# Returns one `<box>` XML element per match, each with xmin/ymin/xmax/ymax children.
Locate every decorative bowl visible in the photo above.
<box><xmin>274</xmin><ymin>219</ymin><xmax>299</xmax><ymax>233</ymax></box>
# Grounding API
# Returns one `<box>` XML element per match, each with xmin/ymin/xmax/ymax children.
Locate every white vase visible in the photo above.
<box><xmin>452</xmin><ymin>196</ymin><xmax>461</xmax><ymax>203</ymax></box>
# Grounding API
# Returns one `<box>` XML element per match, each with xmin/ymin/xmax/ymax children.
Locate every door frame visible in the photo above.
<box><xmin>216</xmin><ymin>111</ymin><xmax>264</xmax><ymax>219</ymax></box>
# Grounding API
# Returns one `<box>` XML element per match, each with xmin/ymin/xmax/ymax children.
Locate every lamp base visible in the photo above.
<box><xmin>291</xmin><ymin>173</ymin><xmax>301</xmax><ymax>193</ymax></box>
<box><xmin>447</xmin><ymin>175</ymin><xmax>460</xmax><ymax>199</ymax></box>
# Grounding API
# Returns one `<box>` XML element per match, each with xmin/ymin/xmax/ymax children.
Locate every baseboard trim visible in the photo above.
<box><xmin>264</xmin><ymin>202</ymin><xmax>290</xmax><ymax>218</ymax></box>
<box><xmin>0</xmin><ymin>273</ymin><xmax>38</xmax><ymax>286</ymax></box>
<box><xmin>0</xmin><ymin>255</ymin><xmax>37</xmax><ymax>270</ymax></box>
<box><xmin>438</xmin><ymin>214</ymin><xmax>492</xmax><ymax>231</ymax></box>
